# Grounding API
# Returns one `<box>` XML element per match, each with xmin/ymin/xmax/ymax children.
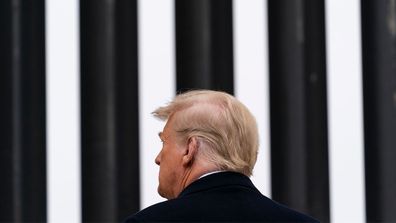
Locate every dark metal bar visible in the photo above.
<box><xmin>81</xmin><ymin>0</ymin><xmax>140</xmax><ymax>221</ymax></box>
<box><xmin>0</xmin><ymin>0</ymin><xmax>46</xmax><ymax>221</ymax></box>
<box><xmin>175</xmin><ymin>0</ymin><xmax>234</xmax><ymax>94</ymax></box>
<box><xmin>362</xmin><ymin>0</ymin><xmax>396</xmax><ymax>221</ymax></box>
<box><xmin>267</xmin><ymin>0</ymin><xmax>330</xmax><ymax>221</ymax></box>
<box><xmin>0</xmin><ymin>1</ymin><xmax>15</xmax><ymax>220</ymax></box>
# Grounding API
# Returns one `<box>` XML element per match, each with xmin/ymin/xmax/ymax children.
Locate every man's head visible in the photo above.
<box><xmin>153</xmin><ymin>90</ymin><xmax>259</xmax><ymax>199</ymax></box>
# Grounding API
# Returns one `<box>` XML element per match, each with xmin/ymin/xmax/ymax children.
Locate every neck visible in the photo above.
<box><xmin>177</xmin><ymin>160</ymin><xmax>219</xmax><ymax>197</ymax></box>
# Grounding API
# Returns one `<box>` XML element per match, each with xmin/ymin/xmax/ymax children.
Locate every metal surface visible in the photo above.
<box><xmin>0</xmin><ymin>0</ymin><xmax>46</xmax><ymax>221</ymax></box>
<box><xmin>268</xmin><ymin>0</ymin><xmax>330</xmax><ymax>221</ymax></box>
<box><xmin>81</xmin><ymin>0</ymin><xmax>140</xmax><ymax>221</ymax></box>
<box><xmin>175</xmin><ymin>0</ymin><xmax>234</xmax><ymax>94</ymax></box>
<box><xmin>362</xmin><ymin>0</ymin><xmax>396</xmax><ymax>221</ymax></box>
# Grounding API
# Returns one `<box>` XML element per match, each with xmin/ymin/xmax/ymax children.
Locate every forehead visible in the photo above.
<box><xmin>163</xmin><ymin>113</ymin><xmax>177</xmax><ymax>130</ymax></box>
<box><xmin>159</xmin><ymin>117</ymin><xmax>174</xmax><ymax>138</ymax></box>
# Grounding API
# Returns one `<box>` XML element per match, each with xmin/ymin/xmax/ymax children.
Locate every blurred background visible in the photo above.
<box><xmin>1</xmin><ymin>0</ymin><xmax>395</xmax><ymax>222</ymax></box>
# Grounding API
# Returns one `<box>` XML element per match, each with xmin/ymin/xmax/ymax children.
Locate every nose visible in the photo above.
<box><xmin>155</xmin><ymin>151</ymin><xmax>161</xmax><ymax>165</ymax></box>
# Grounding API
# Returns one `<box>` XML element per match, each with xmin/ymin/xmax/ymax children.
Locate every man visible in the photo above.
<box><xmin>124</xmin><ymin>90</ymin><xmax>318</xmax><ymax>222</ymax></box>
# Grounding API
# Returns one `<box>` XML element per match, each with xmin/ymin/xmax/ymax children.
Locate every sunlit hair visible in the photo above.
<box><xmin>152</xmin><ymin>90</ymin><xmax>259</xmax><ymax>176</ymax></box>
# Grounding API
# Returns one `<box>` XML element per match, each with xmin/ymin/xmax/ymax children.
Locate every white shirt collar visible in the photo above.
<box><xmin>198</xmin><ymin>170</ymin><xmax>225</xmax><ymax>179</ymax></box>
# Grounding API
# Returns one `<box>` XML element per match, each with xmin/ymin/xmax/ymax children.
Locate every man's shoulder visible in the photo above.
<box><xmin>123</xmin><ymin>191</ymin><xmax>319</xmax><ymax>223</ymax></box>
<box><xmin>123</xmin><ymin>199</ymin><xmax>185</xmax><ymax>222</ymax></box>
<box><xmin>123</xmin><ymin>172</ymin><xmax>319</xmax><ymax>222</ymax></box>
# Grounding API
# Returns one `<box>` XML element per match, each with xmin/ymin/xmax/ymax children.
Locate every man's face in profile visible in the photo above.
<box><xmin>155</xmin><ymin>115</ymin><xmax>186</xmax><ymax>199</ymax></box>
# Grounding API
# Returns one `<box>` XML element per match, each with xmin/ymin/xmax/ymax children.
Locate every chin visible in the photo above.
<box><xmin>157</xmin><ymin>186</ymin><xmax>166</xmax><ymax>199</ymax></box>
<box><xmin>158</xmin><ymin>187</ymin><xmax>173</xmax><ymax>200</ymax></box>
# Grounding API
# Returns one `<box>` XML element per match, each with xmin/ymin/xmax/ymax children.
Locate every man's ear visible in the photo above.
<box><xmin>182</xmin><ymin>137</ymin><xmax>198</xmax><ymax>166</ymax></box>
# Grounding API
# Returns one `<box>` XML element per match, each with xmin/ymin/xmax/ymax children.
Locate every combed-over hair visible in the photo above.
<box><xmin>152</xmin><ymin>90</ymin><xmax>259</xmax><ymax>176</ymax></box>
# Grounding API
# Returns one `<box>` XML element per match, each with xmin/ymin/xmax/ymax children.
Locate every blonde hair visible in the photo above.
<box><xmin>152</xmin><ymin>90</ymin><xmax>259</xmax><ymax>176</ymax></box>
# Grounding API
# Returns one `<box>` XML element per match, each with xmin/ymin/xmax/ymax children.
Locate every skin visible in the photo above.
<box><xmin>155</xmin><ymin>114</ymin><xmax>218</xmax><ymax>199</ymax></box>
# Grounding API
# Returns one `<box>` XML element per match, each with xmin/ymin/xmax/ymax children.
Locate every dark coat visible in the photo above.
<box><xmin>124</xmin><ymin>171</ymin><xmax>319</xmax><ymax>222</ymax></box>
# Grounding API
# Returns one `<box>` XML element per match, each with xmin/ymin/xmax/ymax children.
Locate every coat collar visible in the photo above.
<box><xmin>178</xmin><ymin>171</ymin><xmax>258</xmax><ymax>198</ymax></box>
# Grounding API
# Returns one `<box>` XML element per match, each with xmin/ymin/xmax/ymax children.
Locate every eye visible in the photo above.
<box><xmin>159</xmin><ymin>138</ymin><xmax>166</xmax><ymax>145</ymax></box>
<box><xmin>158</xmin><ymin>132</ymin><xmax>163</xmax><ymax>143</ymax></box>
